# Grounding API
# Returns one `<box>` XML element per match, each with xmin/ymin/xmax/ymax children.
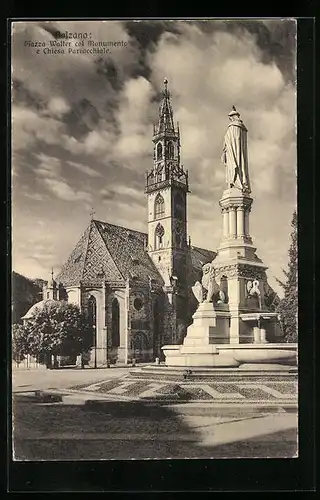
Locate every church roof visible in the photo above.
<box><xmin>56</xmin><ymin>219</ymin><xmax>217</xmax><ymax>290</ymax></box>
<box><xmin>56</xmin><ymin>219</ymin><xmax>164</xmax><ymax>287</ymax></box>
<box><xmin>189</xmin><ymin>246</ymin><xmax>217</xmax><ymax>271</ymax></box>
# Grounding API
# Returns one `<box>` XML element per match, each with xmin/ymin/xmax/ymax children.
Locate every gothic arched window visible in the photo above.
<box><xmin>111</xmin><ymin>298</ymin><xmax>120</xmax><ymax>347</ymax></box>
<box><xmin>155</xmin><ymin>193</ymin><xmax>165</xmax><ymax>219</ymax></box>
<box><xmin>156</xmin><ymin>142</ymin><xmax>163</xmax><ymax>160</ymax></box>
<box><xmin>155</xmin><ymin>223</ymin><xmax>165</xmax><ymax>249</ymax></box>
<box><xmin>167</xmin><ymin>141</ymin><xmax>174</xmax><ymax>159</ymax></box>
<box><xmin>88</xmin><ymin>295</ymin><xmax>97</xmax><ymax>344</ymax></box>
<box><xmin>174</xmin><ymin>193</ymin><xmax>184</xmax><ymax>220</ymax></box>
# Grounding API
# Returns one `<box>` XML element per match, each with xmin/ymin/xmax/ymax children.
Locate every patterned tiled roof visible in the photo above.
<box><xmin>189</xmin><ymin>246</ymin><xmax>217</xmax><ymax>271</ymax></box>
<box><xmin>56</xmin><ymin>225</ymin><xmax>91</xmax><ymax>287</ymax></box>
<box><xmin>56</xmin><ymin>219</ymin><xmax>216</xmax><ymax>289</ymax></box>
<box><xmin>56</xmin><ymin>220</ymin><xmax>164</xmax><ymax>287</ymax></box>
<box><xmin>94</xmin><ymin>220</ymin><xmax>164</xmax><ymax>285</ymax></box>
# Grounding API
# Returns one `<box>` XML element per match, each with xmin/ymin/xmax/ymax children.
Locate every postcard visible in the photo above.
<box><xmin>11</xmin><ymin>19</ymin><xmax>298</xmax><ymax>462</ymax></box>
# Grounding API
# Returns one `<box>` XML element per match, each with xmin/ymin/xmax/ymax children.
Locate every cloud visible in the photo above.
<box><xmin>100</xmin><ymin>184</ymin><xmax>144</xmax><ymax>205</ymax></box>
<box><xmin>12</xmin><ymin>104</ymin><xmax>65</xmax><ymax>150</ymax></box>
<box><xmin>41</xmin><ymin>178</ymin><xmax>92</xmax><ymax>202</ymax></box>
<box><xmin>11</xmin><ymin>20</ymin><xmax>296</xmax><ymax>297</ymax></box>
<box><xmin>47</xmin><ymin>97</ymin><xmax>70</xmax><ymax>117</ymax></box>
<box><xmin>113</xmin><ymin>77</ymin><xmax>155</xmax><ymax>162</ymax></box>
<box><xmin>23</xmin><ymin>192</ymin><xmax>48</xmax><ymax>201</ymax></box>
<box><xmin>31</xmin><ymin>152</ymin><xmax>93</xmax><ymax>204</ymax></box>
<box><xmin>67</xmin><ymin>160</ymin><xmax>102</xmax><ymax>177</ymax></box>
<box><xmin>147</xmin><ymin>24</ymin><xmax>296</xmax><ymax>199</ymax></box>
<box><xmin>34</xmin><ymin>152</ymin><xmax>62</xmax><ymax>178</ymax></box>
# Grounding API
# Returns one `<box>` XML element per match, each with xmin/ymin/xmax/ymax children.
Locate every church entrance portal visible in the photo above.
<box><xmin>132</xmin><ymin>331</ymin><xmax>149</xmax><ymax>362</ymax></box>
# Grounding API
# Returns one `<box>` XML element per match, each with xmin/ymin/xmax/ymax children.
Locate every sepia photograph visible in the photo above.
<box><xmin>11</xmin><ymin>18</ymin><xmax>298</xmax><ymax>461</ymax></box>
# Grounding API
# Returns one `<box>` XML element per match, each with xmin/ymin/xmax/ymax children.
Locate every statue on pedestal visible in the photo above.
<box><xmin>221</xmin><ymin>106</ymin><xmax>251</xmax><ymax>194</ymax></box>
<box><xmin>192</xmin><ymin>262</ymin><xmax>226</xmax><ymax>304</ymax></box>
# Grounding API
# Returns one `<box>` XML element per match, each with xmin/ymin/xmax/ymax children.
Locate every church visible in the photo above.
<box><xmin>42</xmin><ymin>79</ymin><xmax>216</xmax><ymax>366</ymax></box>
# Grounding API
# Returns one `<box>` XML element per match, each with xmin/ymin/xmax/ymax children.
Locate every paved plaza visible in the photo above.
<box><xmin>12</xmin><ymin>367</ymin><xmax>298</xmax><ymax>460</ymax></box>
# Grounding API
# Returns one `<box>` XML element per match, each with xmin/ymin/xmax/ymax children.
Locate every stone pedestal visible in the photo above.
<box><xmin>212</xmin><ymin>187</ymin><xmax>281</xmax><ymax>345</ymax></box>
<box><xmin>182</xmin><ymin>302</ymin><xmax>230</xmax><ymax>346</ymax></box>
<box><xmin>162</xmin><ymin>302</ymin><xmax>237</xmax><ymax>367</ymax></box>
<box><xmin>161</xmin><ymin>183</ymin><xmax>294</xmax><ymax>370</ymax></box>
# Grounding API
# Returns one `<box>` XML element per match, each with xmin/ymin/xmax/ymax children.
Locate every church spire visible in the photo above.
<box><xmin>43</xmin><ymin>268</ymin><xmax>58</xmax><ymax>300</ymax></box>
<box><xmin>156</xmin><ymin>78</ymin><xmax>175</xmax><ymax>134</ymax></box>
<box><xmin>145</xmin><ymin>77</ymin><xmax>189</xmax><ymax>195</ymax></box>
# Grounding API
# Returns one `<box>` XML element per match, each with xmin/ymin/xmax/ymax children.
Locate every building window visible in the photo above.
<box><xmin>111</xmin><ymin>298</ymin><xmax>120</xmax><ymax>347</ymax></box>
<box><xmin>156</xmin><ymin>142</ymin><xmax>163</xmax><ymax>160</ymax></box>
<box><xmin>155</xmin><ymin>223</ymin><xmax>165</xmax><ymax>249</ymax></box>
<box><xmin>133</xmin><ymin>297</ymin><xmax>143</xmax><ymax>311</ymax></box>
<box><xmin>167</xmin><ymin>141</ymin><xmax>174</xmax><ymax>159</ymax></box>
<box><xmin>174</xmin><ymin>193</ymin><xmax>184</xmax><ymax>220</ymax></box>
<box><xmin>155</xmin><ymin>193</ymin><xmax>165</xmax><ymax>219</ymax></box>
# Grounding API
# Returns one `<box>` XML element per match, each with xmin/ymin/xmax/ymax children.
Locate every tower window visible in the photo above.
<box><xmin>156</xmin><ymin>142</ymin><xmax>163</xmax><ymax>160</ymax></box>
<box><xmin>174</xmin><ymin>193</ymin><xmax>184</xmax><ymax>219</ymax></box>
<box><xmin>155</xmin><ymin>223</ymin><xmax>165</xmax><ymax>250</ymax></box>
<box><xmin>167</xmin><ymin>141</ymin><xmax>174</xmax><ymax>159</ymax></box>
<box><xmin>155</xmin><ymin>193</ymin><xmax>165</xmax><ymax>219</ymax></box>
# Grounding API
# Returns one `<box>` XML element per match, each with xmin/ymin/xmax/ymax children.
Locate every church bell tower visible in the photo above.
<box><xmin>145</xmin><ymin>78</ymin><xmax>189</xmax><ymax>295</ymax></box>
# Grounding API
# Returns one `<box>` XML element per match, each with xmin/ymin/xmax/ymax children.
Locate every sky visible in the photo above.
<box><xmin>11</xmin><ymin>19</ymin><xmax>297</xmax><ymax>295</ymax></box>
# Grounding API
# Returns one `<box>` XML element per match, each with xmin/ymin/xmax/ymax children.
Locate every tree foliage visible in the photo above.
<box><xmin>276</xmin><ymin>210</ymin><xmax>298</xmax><ymax>342</ymax></box>
<box><xmin>12</xmin><ymin>301</ymin><xmax>93</xmax><ymax>360</ymax></box>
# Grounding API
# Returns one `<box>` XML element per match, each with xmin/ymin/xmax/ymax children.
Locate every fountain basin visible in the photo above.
<box><xmin>162</xmin><ymin>344</ymin><xmax>239</xmax><ymax>367</ymax></box>
<box><xmin>161</xmin><ymin>343</ymin><xmax>297</xmax><ymax>369</ymax></box>
<box><xmin>218</xmin><ymin>343</ymin><xmax>297</xmax><ymax>365</ymax></box>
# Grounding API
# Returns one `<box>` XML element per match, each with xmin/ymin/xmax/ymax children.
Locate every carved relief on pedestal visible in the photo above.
<box><xmin>237</xmin><ymin>265</ymin><xmax>267</xmax><ymax>281</ymax></box>
<box><xmin>214</xmin><ymin>264</ymin><xmax>238</xmax><ymax>279</ymax></box>
<box><xmin>214</xmin><ymin>264</ymin><xmax>267</xmax><ymax>281</ymax></box>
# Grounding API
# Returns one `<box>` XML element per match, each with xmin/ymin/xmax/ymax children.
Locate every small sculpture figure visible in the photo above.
<box><xmin>192</xmin><ymin>262</ymin><xmax>225</xmax><ymax>304</ymax></box>
<box><xmin>246</xmin><ymin>279</ymin><xmax>261</xmax><ymax>309</ymax></box>
<box><xmin>247</xmin><ymin>279</ymin><xmax>260</xmax><ymax>296</ymax></box>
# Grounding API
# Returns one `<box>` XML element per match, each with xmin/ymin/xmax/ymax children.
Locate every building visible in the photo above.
<box><xmin>52</xmin><ymin>79</ymin><xmax>216</xmax><ymax>365</ymax></box>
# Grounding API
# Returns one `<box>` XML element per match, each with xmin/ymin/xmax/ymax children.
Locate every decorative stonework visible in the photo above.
<box><xmin>238</xmin><ymin>265</ymin><xmax>267</xmax><ymax>280</ymax></box>
<box><xmin>215</xmin><ymin>264</ymin><xmax>267</xmax><ymax>280</ymax></box>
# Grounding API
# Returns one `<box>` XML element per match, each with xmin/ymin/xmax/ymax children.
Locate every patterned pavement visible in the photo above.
<box><xmin>68</xmin><ymin>374</ymin><xmax>298</xmax><ymax>405</ymax></box>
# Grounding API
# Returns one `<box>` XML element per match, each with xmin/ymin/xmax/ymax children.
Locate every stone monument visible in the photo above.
<box><xmin>162</xmin><ymin>106</ymin><xmax>297</xmax><ymax>369</ymax></box>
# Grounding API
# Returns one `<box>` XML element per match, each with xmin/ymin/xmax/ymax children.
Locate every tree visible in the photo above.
<box><xmin>276</xmin><ymin>210</ymin><xmax>298</xmax><ymax>342</ymax></box>
<box><xmin>12</xmin><ymin>301</ymin><xmax>93</xmax><ymax>364</ymax></box>
<box><xmin>12</xmin><ymin>323</ymin><xmax>28</xmax><ymax>363</ymax></box>
<box><xmin>12</xmin><ymin>271</ymin><xmax>43</xmax><ymax>324</ymax></box>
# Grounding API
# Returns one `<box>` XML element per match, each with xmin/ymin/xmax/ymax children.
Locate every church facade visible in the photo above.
<box><xmin>53</xmin><ymin>79</ymin><xmax>216</xmax><ymax>366</ymax></box>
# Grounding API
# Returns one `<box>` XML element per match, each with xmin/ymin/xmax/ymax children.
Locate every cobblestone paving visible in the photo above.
<box><xmin>67</xmin><ymin>376</ymin><xmax>298</xmax><ymax>403</ymax></box>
